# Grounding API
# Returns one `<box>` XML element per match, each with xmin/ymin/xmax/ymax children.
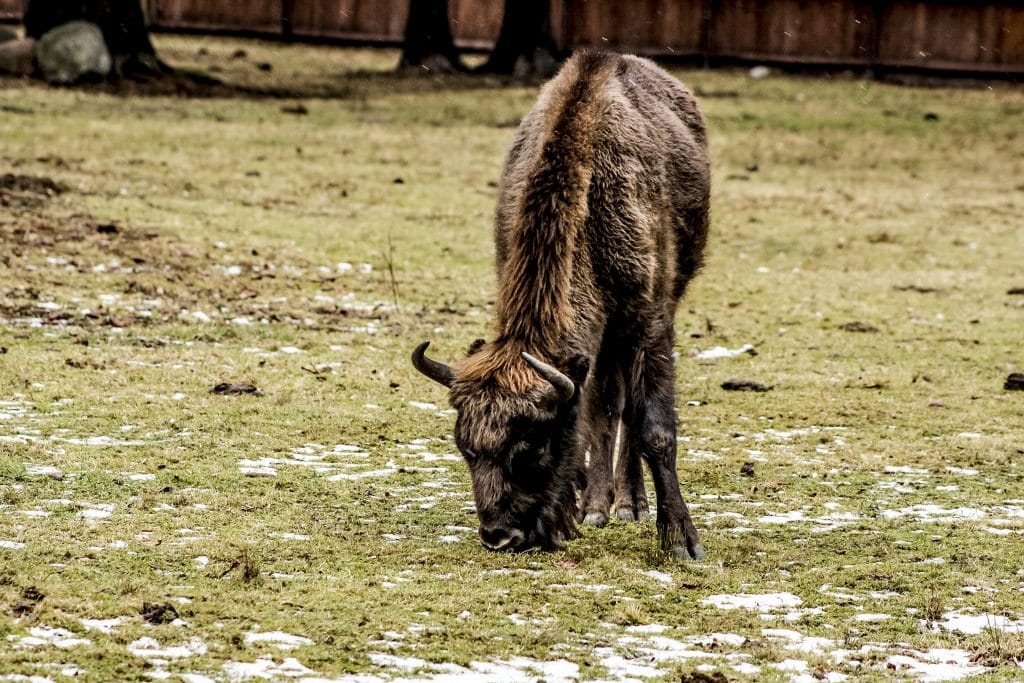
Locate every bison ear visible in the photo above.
<box><xmin>566</xmin><ymin>354</ymin><xmax>591</xmax><ymax>387</ymax></box>
<box><xmin>466</xmin><ymin>338</ymin><xmax>486</xmax><ymax>356</ymax></box>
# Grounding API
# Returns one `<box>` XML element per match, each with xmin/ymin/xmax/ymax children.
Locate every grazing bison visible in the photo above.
<box><xmin>412</xmin><ymin>50</ymin><xmax>710</xmax><ymax>559</ymax></box>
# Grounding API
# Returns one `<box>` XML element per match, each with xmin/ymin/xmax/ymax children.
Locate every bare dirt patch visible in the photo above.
<box><xmin>0</xmin><ymin>173</ymin><xmax>69</xmax><ymax>209</ymax></box>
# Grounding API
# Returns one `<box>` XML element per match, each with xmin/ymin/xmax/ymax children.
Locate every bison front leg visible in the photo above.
<box><xmin>626</xmin><ymin>335</ymin><xmax>704</xmax><ymax>560</ymax></box>
<box><xmin>613</xmin><ymin>420</ymin><xmax>649</xmax><ymax>522</ymax></box>
<box><xmin>577</xmin><ymin>360</ymin><xmax>623</xmax><ymax>527</ymax></box>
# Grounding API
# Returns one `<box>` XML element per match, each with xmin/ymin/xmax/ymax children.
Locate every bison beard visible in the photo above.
<box><xmin>412</xmin><ymin>50</ymin><xmax>710</xmax><ymax>559</ymax></box>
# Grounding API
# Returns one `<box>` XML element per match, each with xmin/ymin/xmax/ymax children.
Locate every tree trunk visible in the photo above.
<box><xmin>478</xmin><ymin>0</ymin><xmax>559</xmax><ymax>80</ymax></box>
<box><xmin>24</xmin><ymin>0</ymin><xmax>169</xmax><ymax>78</ymax></box>
<box><xmin>398</xmin><ymin>0</ymin><xmax>465</xmax><ymax>74</ymax></box>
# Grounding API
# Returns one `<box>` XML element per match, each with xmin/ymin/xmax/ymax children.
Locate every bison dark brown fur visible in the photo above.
<box><xmin>413</xmin><ymin>50</ymin><xmax>710</xmax><ymax>559</ymax></box>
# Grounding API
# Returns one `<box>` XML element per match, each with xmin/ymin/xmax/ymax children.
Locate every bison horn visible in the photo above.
<box><xmin>412</xmin><ymin>341</ymin><xmax>454</xmax><ymax>387</ymax></box>
<box><xmin>522</xmin><ymin>352</ymin><xmax>575</xmax><ymax>403</ymax></box>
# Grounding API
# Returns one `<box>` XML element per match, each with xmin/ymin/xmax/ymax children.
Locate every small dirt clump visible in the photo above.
<box><xmin>141</xmin><ymin>601</ymin><xmax>179</xmax><ymax>624</ymax></box>
<box><xmin>722</xmin><ymin>379</ymin><xmax>772</xmax><ymax>392</ymax></box>
<box><xmin>839</xmin><ymin>321</ymin><xmax>879</xmax><ymax>333</ymax></box>
<box><xmin>210</xmin><ymin>382</ymin><xmax>263</xmax><ymax>396</ymax></box>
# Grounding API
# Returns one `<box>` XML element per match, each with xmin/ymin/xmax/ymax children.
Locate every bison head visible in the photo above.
<box><xmin>412</xmin><ymin>341</ymin><xmax>588</xmax><ymax>552</ymax></box>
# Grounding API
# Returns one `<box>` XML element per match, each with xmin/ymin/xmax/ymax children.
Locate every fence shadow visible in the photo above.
<box><xmin>0</xmin><ymin>61</ymin><xmax>542</xmax><ymax>102</ymax></box>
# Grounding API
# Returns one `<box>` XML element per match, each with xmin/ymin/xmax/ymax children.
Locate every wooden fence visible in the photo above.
<box><xmin>1</xmin><ymin>1</ymin><xmax>1022</xmax><ymax>75</ymax></box>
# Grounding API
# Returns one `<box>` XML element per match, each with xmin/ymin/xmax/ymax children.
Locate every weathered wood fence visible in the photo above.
<box><xmin>2</xmin><ymin>1</ymin><xmax>1022</xmax><ymax>75</ymax></box>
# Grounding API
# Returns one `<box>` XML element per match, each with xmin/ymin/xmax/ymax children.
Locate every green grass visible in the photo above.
<box><xmin>1</xmin><ymin>34</ymin><xmax>1023</xmax><ymax>682</ymax></box>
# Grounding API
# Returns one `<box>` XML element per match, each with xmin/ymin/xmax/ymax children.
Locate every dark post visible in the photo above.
<box><xmin>478</xmin><ymin>0</ymin><xmax>559</xmax><ymax>79</ymax></box>
<box><xmin>398</xmin><ymin>0</ymin><xmax>466</xmax><ymax>73</ymax></box>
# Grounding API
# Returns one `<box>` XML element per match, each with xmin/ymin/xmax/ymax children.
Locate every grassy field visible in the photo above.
<box><xmin>1</xmin><ymin>34</ymin><xmax>1023</xmax><ymax>683</ymax></box>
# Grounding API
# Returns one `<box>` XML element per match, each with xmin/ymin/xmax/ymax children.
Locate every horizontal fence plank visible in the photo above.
<box><xmin>0</xmin><ymin>0</ymin><xmax>21</xmax><ymax>21</ymax></box>
<box><xmin>562</xmin><ymin>0</ymin><xmax>704</xmax><ymax>55</ymax></box>
<box><xmin>878</xmin><ymin>2</ymin><xmax>1024</xmax><ymax>69</ymax></box>
<box><xmin>290</xmin><ymin>0</ymin><xmax>406</xmax><ymax>41</ymax></box>
<box><xmin>710</xmin><ymin>0</ymin><xmax>877</xmax><ymax>64</ymax></box>
<box><xmin>152</xmin><ymin>0</ymin><xmax>283</xmax><ymax>34</ymax></box>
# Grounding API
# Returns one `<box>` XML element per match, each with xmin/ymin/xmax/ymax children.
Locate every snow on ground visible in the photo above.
<box><xmin>701</xmin><ymin>592</ymin><xmax>803</xmax><ymax>612</ymax></box>
<box><xmin>885</xmin><ymin>648</ymin><xmax>988</xmax><ymax>682</ymax></box>
<box><xmin>4</xmin><ymin>399</ymin><xmax>1022</xmax><ymax>683</ymax></box>
<box><xmin>8</xmin><ymin>626</ymin><xmax>91</xmax><ymax>650</ymax></box>
<box><xmin>243</xmin><ymin>630</ymin><xmax>314</xmax><ymax>650</ymax></box>
<box><xmin>927</xmin><ymin>611</ymin><xmax>1024</xmax><ymax>635</ymax></box>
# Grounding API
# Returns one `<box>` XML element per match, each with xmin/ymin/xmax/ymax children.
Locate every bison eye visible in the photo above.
<box><xmin>509</xmin><ymin>441</ymin><xmax>544</xmax><ymax>468</ymax></box>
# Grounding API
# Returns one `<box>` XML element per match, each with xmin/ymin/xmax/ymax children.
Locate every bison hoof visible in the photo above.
<box><xmin>666</xmin><ymin>542</ymin><xmax>705</xmax><ymax>561</ymax></box>
<box><xmin>615</xmin><ymin>504</ymin><xmax>649</xmax><ymax>523</ymax></box>
<box><xmin>582</xmin><ymin>511</ymin><xmax>609</xmax><ymax>527</ymax></box>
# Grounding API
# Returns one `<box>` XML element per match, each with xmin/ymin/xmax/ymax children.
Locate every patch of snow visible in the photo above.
<box><xmin>640</xmin><ymin>570</ymin><xmax>674</xmax><ymax>585</ymax></box>
<box><xmin>369</xmin><ymin>653</ymin><xmax>427</xmax><ymax>671</ymax></box>
<box><xmin>757</xmin><ymin>509</ymin><xmax>860</xmax><ymax>532</ymax></box>
<box><xmin>854</xmin><ymin>613</ymin><xmax>891</xmax><ymax>622</ymax></box>
<box><xmin>945</xmin><ymin>467</ymin><xmax>978</xmax><ymax>476</ymax></box>
<box><xmin>773</xmin><ymin>658</ymin><xmax>808</xmax><ymax>673</ymax></box>
<box><xmin>761</xmin><ymin>628</ymin><xmax>834</xmax><ymax>654</ymax></box>
<box><xmin>880</xmin><ymin>504</ymin><xmax>986</xmax><ymax>523</ymax></box>
<box><xmin>326</xmin><ymin>465</ymin><xmax>398</xmax><ymax>481</ymax></box>
<box><xmin>695</xmin><ymin>344</ymin><xmax>755</xmax><ymax>359</ymax></box>
<box><xmin>625</xmin><ymin>624</ymin><xmax>669</xmax><ymax>634</ymax></box>
<box><xmin>61</xmin><ymin>435</ymin><xmax>150</xmax><ymax>447</ymax></box>
<box><xmin>268</xmin><ymin>532</ymin><xmax>311</xmax><ymax>542</ymax></box>
<box><xmin>10</xmin><ymin>626</ymin><xmax>91</xmax><ymax>649</ymax></box>
<box><xmin>0</xmin><ymin>540</ymin><xmax>26</xmax><ymax>549</ymax></box>
<box><xmin>885</xmin><ymin>648</ymin><xmax>985</xmax><ymax>682</ymax></box>
<box><xmin>240</xmin><ymin>466</ymin><xmax>277</xmax><ymax>477</ymax></box>
<box><xmin>731</xmin><ymin>661</ymin><xmax>762</xmax><ymax>675</ymax></box>
<box><xmin>244</xmin><ymin>631</ymin><xmax>313</xmax><ymax>650</ymax></box>
<box><xmin>24</xmin><ymin>463</ymin><xmax>61</xmax><ymax>477</ymax></box>
<box><xmin>128</xmin><ymin>636</ymin><xmax>207</xmax><ymax>659</ymax></box>
<box><xmin>701</xmin><ymin>593</ymin><xmax>803</xmax><ymax>612</ymax></box>
<box><xmin>180</xmin><ymin>675</ymin><xmax>216</xmax><ymax>683</ymax></box>
<box><xmin>223</xmin><ymin>656</ymin><xmax>315</xmax><ymax>680</ymax></box>
<box><xmin>595</xmin><ymin>650</ymin><xmax>662</xmax><ymax>679</ymax></box>
<box><xmin>77</xmin><ymin>503</ymin><xmax>114</xmax><ymax>520</ymax></box>
<box><xmin>687</xmin><ymin>632</ymin><xmax>747</xmax><ymax>647</ymax></box>
<box><xmin>927</xmin><ymin>611</ymin><xmax>1024</xmax><ymax>635</ymax></box>
<box><xmin>884</xmin><ymin>465</ymin><xmax>929</xmax><ymax>475</ymax></box>
<box><xmin>81</xmin><ymin>617</ymin><xmax>125</xmax><ymax>634</ymax></box>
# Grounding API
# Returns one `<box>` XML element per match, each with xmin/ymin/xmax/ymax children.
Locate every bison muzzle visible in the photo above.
<box><xmin>413</xmin><ymin>50</ymin><xmax>710</xmax><ymax>559</ymax></box>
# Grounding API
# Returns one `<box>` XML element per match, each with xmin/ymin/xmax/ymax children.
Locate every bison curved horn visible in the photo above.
<box><xmin>412</xmin><ymin>341</ymin><xmax>454</xmax><ymax>387</ymax></box>
<box><xmin>522</xmin><ymin>352</ymin><xmax>575</xmax><ymax>403</ymax></box>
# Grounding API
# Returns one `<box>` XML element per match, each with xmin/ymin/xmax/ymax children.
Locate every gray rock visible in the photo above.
<box><xmin>36</xmin><ymin>21</ymin><xmax>111</xmax><ymax>84</ymax></box>
<box><xmin>0</xmin><ymin>38</ymin><xmax>35</xmax><ymax>76</ymax></box>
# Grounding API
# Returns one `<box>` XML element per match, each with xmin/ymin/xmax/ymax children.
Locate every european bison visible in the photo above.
<box><xmin>413</xmin><ymin>50</ymin><xmax>710</xmax><ymax>559</ymax></box>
